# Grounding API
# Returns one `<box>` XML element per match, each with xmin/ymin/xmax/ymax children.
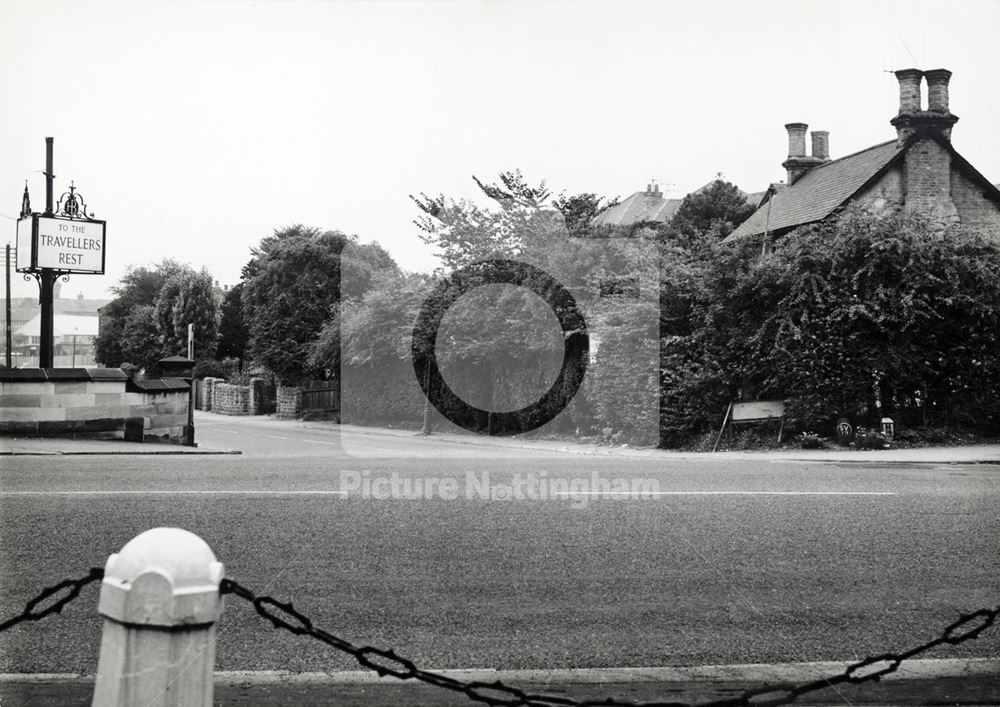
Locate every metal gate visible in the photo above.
<box><xmin>257</xmin><ymin>379</ymin><xmax>277</xmax><ymax>414</ymax></box>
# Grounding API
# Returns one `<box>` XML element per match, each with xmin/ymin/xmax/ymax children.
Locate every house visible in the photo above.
<box><xmin>724</xmin><ymin>68</ymin><xmax>1000</xmax><ymax>245</ymax></box>
<box><xmin>593</xmin><ymin>180</ymin><xmax>764</xmax><ymax>229</ymax></box>
<box><xmin>2</xmin><ymin>286</ymin><xmax>110</xmax><ymax>367</ymax></box>
<box><xmin>15</xmin><ymin>313</ymin><xmax>101</xmax><ymax>366</ymax></box>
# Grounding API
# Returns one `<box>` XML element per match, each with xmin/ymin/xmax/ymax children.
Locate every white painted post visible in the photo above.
<box><xmin>91</xmin><ymin>528</ymin><xmax>224</xmax><ymax>707</ymax></box>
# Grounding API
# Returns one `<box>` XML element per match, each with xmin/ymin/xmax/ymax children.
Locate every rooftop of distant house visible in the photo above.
<box><xmin>593</xmin><ymin>180</ymin><xmax>765</xmax><ymax>228</ymax></box>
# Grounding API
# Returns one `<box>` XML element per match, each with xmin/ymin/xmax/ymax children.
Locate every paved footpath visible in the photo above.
<box><xmin>314</xmin><ymin>419</ymin><xmax>1000</xmax><ymax>464</ymax></box>
<box><xmin>0</xmin><ymin>435</ymin><xmax>241</xmax><ymax>455</ymax></box>
<box><xmin>3</xmin><ymin>660</ymin><xmax>999</xmax><ymax>705</ymax></box>
<box><xmin>5</xmin><ymin>412</ymin><xmax>1000</xmax><ymax>463</ymax></box>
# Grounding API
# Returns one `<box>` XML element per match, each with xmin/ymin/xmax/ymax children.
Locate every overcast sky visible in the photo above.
<box><xmin>2</xmin><ymin>0</ymin><xmax>998</xmax><ymax>300</ymax></box>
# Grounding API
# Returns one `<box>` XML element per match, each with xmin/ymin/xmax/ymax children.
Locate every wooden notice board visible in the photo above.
<box><xmin>713</xmin><ymin>400</ymin><xmax>786</xmax><ymax>451</ymax></box>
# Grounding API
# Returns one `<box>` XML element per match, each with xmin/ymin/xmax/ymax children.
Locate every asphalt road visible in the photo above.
<box><xmin>1</xmin><ymin>416</ymin><xmax>998</xmax><ymax>679</ymax></box>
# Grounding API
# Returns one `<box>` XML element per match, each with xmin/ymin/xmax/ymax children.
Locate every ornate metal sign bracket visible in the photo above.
<box><xmin>55</xmin><ymin>181</ymin><xmax>95</xmax><ymax>220</ymax></box>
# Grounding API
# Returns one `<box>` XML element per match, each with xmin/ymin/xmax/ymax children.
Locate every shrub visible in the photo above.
<box><xmin>798</xmin><ymin>431</ymin><xmax>825</xmax><ymax>449</ymax></box>
<box><xmin>852</xmin><ymin>427</ymin><xmax>891</xmax><ymax>450</ymax></box>
<box><xmin>193</xmin><ymin>359</ymin><xmax>232</xmax><ymax>380</ymax></box>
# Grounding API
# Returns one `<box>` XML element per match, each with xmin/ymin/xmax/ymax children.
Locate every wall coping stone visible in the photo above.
<box><xmin>0</xmin><ymin>368</ymin><xmax>128</xmax><ymax>383</ymax></box>
<box><xmin>128</xmin><ymin>378</ymin><xmax>191</xmax><ymax>393</ymax></box>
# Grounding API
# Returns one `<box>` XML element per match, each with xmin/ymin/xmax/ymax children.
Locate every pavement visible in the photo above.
<box><xmin>2</xmin><ymin>660</ymin><xmax>999</xmax><ymax>706</ymax></box>
<box><xmin>3</xmin><ymin>412</ymin><xmax>1000</xmax><ymax>464</ymax></box>
<box><xmin>313</xmin><ymin>419</ymin><xmax>1000</xmax><ymax>464</ymax></box>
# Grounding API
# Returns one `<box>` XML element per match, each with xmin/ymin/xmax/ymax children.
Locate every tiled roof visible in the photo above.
<box><xmin>592</xmin><ymin>191</ymin><xmax>683</xmax><ymax>227</ymax></box>
<box><xmin>725</xmin><ymin>140</ymin><xmax>900</xmax><ymax>242</ymax></box>
<box><xmin>15</xmin><ymin>313</ymin><xmax>100</xmax><ymax>337</ymax></box>
<box><xmin>594</xmin><ymin>181</ymin><xmax>762</xmax><ymax>228</ymax></box>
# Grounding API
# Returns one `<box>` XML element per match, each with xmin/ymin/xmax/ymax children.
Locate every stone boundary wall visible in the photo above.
<box><xmin>0</xmin><ymin>368</ymin><xmax>189</xmax><ymax>443</ymax></box>
<box><xmin>210</xmin><ymin>382</ymin><xmax>252</xmax><ymax>415</ymax></box>
<box><xmin>199</xmin><ymin>377</ymin><xmax>267</xmax><ymax>416</ymax></box>
<box><xmin>277</xmin><ymin>386</ymin><xmax>302</xmax><ymax>419</ymax></box>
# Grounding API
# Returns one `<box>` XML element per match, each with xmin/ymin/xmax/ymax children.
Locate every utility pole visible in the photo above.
<box><xmin>4</xmin><ymin>243</ymin><xmax>11</xmax><ymax>368</ymax></box>
<box><xmin>187</xmin><ymin>324</ymin><xmax>195</xmax><ymax>447</ymax></box>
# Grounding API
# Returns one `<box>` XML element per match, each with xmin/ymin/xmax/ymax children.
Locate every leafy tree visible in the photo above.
<box><xmin>732</xmin><ymin>210</ymin><xmax>1000</xmax><ymax>428</ymax></box>
<box><xmin>551</xmin><ymin>192</ymin><xmax>619</xmax><ymax>237</ymax></box>
<box><xmin>408</xmin><ymin>171</ymin><xmax>658</xmax><ymax>440</ymax></box>
<box><xmin>241</xmin><ymin>225</ymin><xmax>395</xmax><ymax>385</ymax></box>
<box><xmin>412</xmin><ymin>170</ymin><xmax>616</xmax><ymax>268</ymax></box>
<box><xmin>472</xmin><ymin>169</ymin><xmax>551</xmax><ymax>208</ymax></box>
<box><xmin>663</xmin><ymin>179</ymin><xmax>755</xmax><ymax>243</ymax></box>
<box><xmin>154</xmin><ymin>268</ymin><xmax>219</xmax><ymax>360</ymax></box>
<box><xmin>119</xmin><ymin>305</ymin><xmax>162</xmax><ymax>371</ymax></box>
<box><xmin>217</xmin><ymin>282</ymin><xmax>249</xmax><ymax>362</ymax></box>
<box><xmin>657</xmin><ymin>208</ymin><xmax>1000</xmax><ymax>445</ymax></box>
<box><xmin>95</xmin><ymin>259</ymin><xmax>186</xmax><ymax>367</ymax></box>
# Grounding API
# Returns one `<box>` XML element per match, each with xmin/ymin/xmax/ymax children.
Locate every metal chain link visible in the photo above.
<box><xmin>221</xmin><ymin>578</ymin><xmax>997</xmax><ymax>707</ymax></box>
<box><xmin>2</xmin><ymin>570</ymin><xmax>995</xmax><ymax>707</ymax></box>
<box><xmin>0</xmin><ymin>568</ymin><xmax>105</xmax><ymax>633</ymax></box>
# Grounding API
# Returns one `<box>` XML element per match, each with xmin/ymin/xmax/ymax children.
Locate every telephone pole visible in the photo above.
<box><xmin>4</xmin><ymin>243</ymin><xmax>11</xmax><ymax>368</ymax></box>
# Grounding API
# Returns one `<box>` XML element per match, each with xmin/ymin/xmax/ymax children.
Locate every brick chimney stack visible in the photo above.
<box><xmin>890</xmin><ymin>68</ymin><xmax>961</xmax><ymax>223</ymax></box>
<box><xmin>925</xmin><ymin>69</ymin><xmax>952</xmax><ymax>113</ymax></box>
<box><xmin>785</xmin><ymin>123</ymin><xmax>808</xmax><ymax>158</ymax></box>
<box><xmin>782</xmin><ymin>122</ymin><xmax>825</xmax><ymax>184</ymax></box>
<box><xmin>811</xmin><ymin>130</ymin><xmax>830</xmax><ymax>162</ymax></box>
<box><xmin>890</xmin><ymin>68</ymin><xmax>959</xmax><ymax>146</ymax></box>
<box><xmin>895</xmin><ymin>68</ymin><xmax>923</xmax><ymax>112</ymax></box>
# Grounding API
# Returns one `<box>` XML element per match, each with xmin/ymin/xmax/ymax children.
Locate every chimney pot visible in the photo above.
<box><xmin>890</xmin><ymin>67</ymin><xmax>958</xmax><ymax>145</ymax></box>
<box><xmin>785</xmin><ymin>122</ymin><xmax>808</xmax><ymax>157</ymax></box>
<box><xmin>810</xmin><ymin>130</ymin><xmax>830</xmax><ymax>161</ymax></box>
<box><xmin>894</xmin><ymin>68</ymin><xmax>923</xmax><ymax>113</ymax></box>
<box><xmin>924</xmin><ymin>68</ymin><xmax>952</xmax><ymax>113</ymax></box>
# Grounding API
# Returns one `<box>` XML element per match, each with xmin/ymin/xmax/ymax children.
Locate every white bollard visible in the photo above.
<box><xmin>91</xmin><ymin>528</ymin><xmax>224</xmax><ymax>707</ymax></box>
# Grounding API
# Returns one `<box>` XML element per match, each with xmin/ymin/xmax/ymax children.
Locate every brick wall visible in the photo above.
<box><xmin>903</xmin><ymin>136</ymin><xmax>960</xmax><ymax>224</ymax></box>
<box><xmin>951</xmin><ymin>169</ymin><xmax>1000</xmax><ymax>230</ymax></box>
<box><xmin>852</xmin><ymin>143</ymin><xmax>1000</xmax><ymax>235</ymax></box>
<box><xmin>854</xmin><ymin>166</ymin><xmax>904</xmax><ymax>214</ymax></box>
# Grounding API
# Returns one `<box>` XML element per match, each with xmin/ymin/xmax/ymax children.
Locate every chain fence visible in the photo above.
<box><xmin>0</xmin><ymin>568</ymin><xmax>104</xmax><ymax>633</ymax></box>
<box><xmin>219</xmin><ymin>578</ymin><xmax>999</xmax><ymax>707</ymax></box>
<box><xmin>1</xmin><ymin>569</ymin><xmax>996</xmax><ymax>707</ymax></box>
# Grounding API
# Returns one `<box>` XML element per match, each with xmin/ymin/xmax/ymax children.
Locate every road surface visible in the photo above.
<box><xmin>1</xmin><ymin>415</ymin><xmax>997</xmax><ymax>685</ymax></box>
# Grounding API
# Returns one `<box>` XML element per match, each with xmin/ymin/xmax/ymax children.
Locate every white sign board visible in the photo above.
<box><xmin>731</xmin><ymin>400</ymin><xmax>785</xmax><ymax>422</ymax></box>
<box><xmin>15</xmin><ymin>217</ymin><xmax>33</xmax><ymax>272</ymax></box>
<box><xmin>18</xmin><ymin>215</ymin><xmax>107</xmax><ymax>274</ymax></box>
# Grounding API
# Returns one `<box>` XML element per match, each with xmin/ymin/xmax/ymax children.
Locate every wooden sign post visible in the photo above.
<box><xmin>713</xmin><ymin>400</ymin><xmax>787</xmax><ymax>452</ymax></box>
